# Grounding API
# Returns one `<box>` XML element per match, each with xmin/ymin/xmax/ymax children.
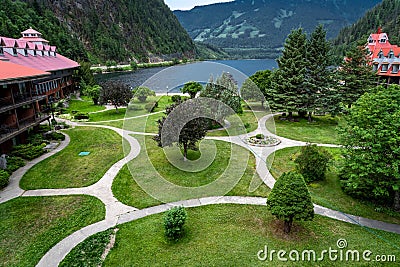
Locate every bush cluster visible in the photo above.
<box><xmin>295</xmin><ymin>144</ymin><xmax>332</xmax><ymax>183</ymax></box>
<box><xmin>164</xmin><ymin>206</ymin><xmax>187</xmax><ymax>240</ymax></box>
<box><xmin>5</xmin><ymin>156</ymin><xmax>25</xmax><ymax>174</ymax></box>
<box><xmin>74</xmin><ymin>112</ymin><xmax>90</xmax><ymax>120</ymax></box>
<box><xmin>11</xmin><ymin>143</ymin><xmax>46</xmax><ymax>160</ymax></box>
<box><xmin>0</xmin><ymin>169</ymin><xmax>10</xmax><ymax>189</ymax></box>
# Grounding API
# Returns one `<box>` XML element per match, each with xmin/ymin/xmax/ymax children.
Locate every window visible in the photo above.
<box><xmin>24</xmin><ymin>49</ymin><xmax>28</xmax><ymax>56</ymax></box>
<box><xmin>392</xmin><ymin>64</ymin><xmax>399</xmax><ymax>73</ymax></box>
<box><xmin>33</xmin><ymin>50</ymin><xmax>36</xmax><ymax>56</ymax></box>
<box><xmin>378</xmin><ymin>51</ymin><xmax>384</xmax><ymax>58</ymax></box>
<box><xmin>0</xmin><ymin>47</ymin><xmax>3</xmax><ymax>55</ymax></box>
<box><xmin>13</xmin><ymin>48</ymin><xmax>17</xmax><ymax>56</ymax></box>
<box><xmin>389</xmin><ymin>51</ymin><xmax>395</xmax><ymax>59</ymax></box>
<box><xmin>372</xmin><ymin>64</ymin><xmax>378</xmax><ymax>71</ymax></box>
<box><xmin>380</xmin><ymin>38</ymin><xmax>387</xmax><ymax>43</ymax></box>
<box><xmin>381</xmin><ymin>64</ymin><xmax>388</xmax><ymax>72</ymax></box>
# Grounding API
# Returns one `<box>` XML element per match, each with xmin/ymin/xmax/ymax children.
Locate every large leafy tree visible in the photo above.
<box><xmin>338</xmin><ymin>44</ymin><xmax>376</xmax><ymax>108</ymax></box>
<box><xmin>270</xmin><ymin>28</ymin><xmax>308</xmax><ymax>118</ymax></box>
<box><xmin>241</xmin><ymin>69</ymin><xmax>272</xmax><ymax>108</ymax></box>
<box><xmin>181</xmin><ymin>81</ymin><xmax>203</xmax><ymax>99</ymax></box>
<box><xmin>99</xmin><ymin>81</ymin><xmax>133</xmax><ymax>111</ymax></box>
<box><xmin>154</xmin><ymin>100</ymin><xmax>209</xmax><ymax>160</ymax></box>
<box><xmin>305</xmin><ymin>25</ymin><xmax>336</xmax><ymax>120</ymax></box>
<box><xmin>200</xmin><ymin>72</ymin><xmax>242</xmax><ymax>117</ymax></box>
<box><xmin>134</xmin><ymin>86</ymin><xmax>155</xmax><ymax>102</ymax></box>
<box><xmin>339</xmin><ymin>85</ymin><xmax>400</xmax><ymax>211</ymax></box>
<box><xmin>267</xmin><ymin>171</ymin><xmax>314</xmax><ymax>234</ymax></box>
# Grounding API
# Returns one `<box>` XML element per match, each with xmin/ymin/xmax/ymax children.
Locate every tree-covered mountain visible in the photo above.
<box><xmin>174</xmin><ymin>0</ymin><xmax>381</xmax><ymax>59</ymax></box>
<box><xmin>0</xmin><ymin>0</ymin><xmax>196</xmax><ymax>63</ymax></box>
<box><xmin>333</xmin><ymin>0</ymin><xmax>400</xmax><ymax>55</ymax></box>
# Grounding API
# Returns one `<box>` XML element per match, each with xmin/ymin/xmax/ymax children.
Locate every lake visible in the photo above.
<box><xmin>96</xmin><ymin>59</ymin><xmax>277</xmax><ymax>93</ymax></box>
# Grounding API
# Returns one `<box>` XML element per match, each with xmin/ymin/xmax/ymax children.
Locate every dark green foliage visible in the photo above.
<box><xmin>134</xmin><ymin>87</ymin><xmax>156</xmax><ymax>103</ymax></box>
<box><xmin>295</xmin><ymin>144</ymin><xmax>332</xmax><ymax>183</ymax></box>
<box><xmin>0</xmin><ymin>0</ymin><xmax>88</xmax><ymax>61</ymax></box>
<box><xmin>171</xmin><ymin>95</ymin><xmax>182</xmax><ymax>103</ymax></box>
<box><xmin>255</xmin><ymin>134</ymin><xmax>264</xmax><ymax>140</ymax></box>
<box><xmin>5</xmin><ymin>156</ymin><xmax>25</xmax><ymax>174</ymax></box>
<box><xmin>27</xmin><ymin>133</ymin><xmax>44</xmax><ymax>146</ymax></box>
<box><xmin>245</xmin><ymin>69</ymin><xmax>272</xmax><ymax>107</ymax></box>
<box><xmin>339</xmin><ymin>85</ymin><xmax>400</xmax><ymax>210</ymax></box>
<box><xmin>11</xmin><ymin>144</ymin><xmax>46</xmax><ymax>160</ymax></box>
<box><xmin>0</xmin><ymin>169</ymin><xmax>10</xmax><ymax>189</ymax></box>
<box><xmin>99</xmin><ymin>81</ymin><xmax>133</xmax><ymax>111</ymax></box>
<box><xmin>333</xmin><ymin>0</ymin><xmax>400</xmax><ymax>57</ymax></box>
<box><xmin>164</xmin><ymin>206</ymin><xmax>187</xmax><ymax>240</ymax></box>
<box><xmin>201</xmin><ymin>72</ymin><xmax>243</xmax><ymax>117</ymax></box>
<box><xmin>46</xmin><ymin>132</ymin><xmax>65</xmax><ymax>141</ymax></box>
<box><xmin>145</xmin><ymin>102</ymin><xmax>158</xmax><ymax>113</ymax></box>
<box><xmin>154</xmin><ymin>100</ymin><xmax>209</xmax><ymax>160</ymax></box>
<box><xmin>267</xmin><ymin>171</ymin><xmax>314</xmax><ymax>233</ymax></box>
<box><xmin>270</xmin><ymin>28</ymin><xmax>308</xmax><ymax>116</ymax></box>
<box><xmin>83</xmin><ymin>85</ymin><xmax>101</xmax><ymax>105</ymax></box>
<box><xmin>181</xmin><ymin>81</ymin><xmax>203</xmax><ymax>99</ymax></box>
<box><xmin>74</xmin><ymin>112</ymin><xmax>90</xmax><ymax>120</ymax></box>
<box><xmin>60</xmin><ymin>228</ymin><xmax>114</xmax><ymax>267</ymax></box>
<box><xmin>338</xmin><ymin>45</ymin><xmax>377</xmax><ymax>109</ymax></box>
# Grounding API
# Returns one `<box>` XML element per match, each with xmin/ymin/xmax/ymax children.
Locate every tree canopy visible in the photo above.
<box><xmin>181</xmin><ymin>81</ymin><xmax>203</xmax><ymax>99</ymax></box>
<box><xmin>99</xmin><ymin>81</ymin><xmax>132</xmax><ymax>111</ymax></box>
<box><xmin>339</xmin><ymin>85</ymin><xmax>400</xmax><ymax>211</ymax></box>
<box><xmin>134</xmin><ymin>86</ymin><xmax>156</xmax><ymax>102</ymax></box>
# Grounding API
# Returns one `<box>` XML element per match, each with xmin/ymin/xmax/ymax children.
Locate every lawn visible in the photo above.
<box><xmin>267</xmin><ymin>146</ymin><xmax>400</xmax><ymax>225</ymax></box>
<box><xmin>0</xmin><ymin>196</ymin><xmax>105</xmax><ymax>267</ymax></box>
<box><xmin>20</xmin><ymin>127</ymin><xmax>125</xmax><ymax>189</ymax></box>
<box><xmin>65</xmin><ymin>99</ymin><xmax>105</xmax><ymax>113</ymax></box>
<box><xmin>112</xmin><ymin>135</ymin><xmax>270</xmax><ymax>208</ymax></box>
<box><xmin>266</xmin><ymin>114</ymin><xmax>342</xmax><ymax>145</ymax></box>
<box><xmin>100</xmin><ymin>205</ymin><xmax>399</xmax><ymax>266</ymax></box>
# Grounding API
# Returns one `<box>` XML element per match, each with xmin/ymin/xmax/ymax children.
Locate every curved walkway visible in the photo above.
<box><xmin>0</xmin><ymin>112</ymin><xmax>398</xmax><ymax>267</ymax></box>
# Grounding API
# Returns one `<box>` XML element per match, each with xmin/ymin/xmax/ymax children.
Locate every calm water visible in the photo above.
<box><xmin>96</xmin><ymin>59</ymin><xmax>277</xmax><ymax>93</ymax></box>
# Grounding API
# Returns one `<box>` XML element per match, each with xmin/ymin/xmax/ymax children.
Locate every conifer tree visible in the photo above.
<box><xmin>270</xmin><ymin>28</ymin><xmax>307</xmax><ymax>118</ymax></box>
<box><xmin>338</xmin><ymin>44</ymin><xmax>376</xmax><ymax>108</ymax></box>
<box><xmin>304</xmin><ymin>25</ymin><xmax>336</xmax><ymax>120</ymax></box>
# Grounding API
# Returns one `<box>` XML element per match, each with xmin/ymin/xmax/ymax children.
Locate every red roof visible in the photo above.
<box><xmin>1</xmin><ymin>51</ymin><xmax>80</xmax><ymax>72</ymax></box>
<box><xmin>19</xmin><ymin>37</ymin><xmax>49</xmax><ymax>44</ymax></box>
<box><xmin>0</xmin><ymin>60</ymin><xmax>50</xmax><ymax>82</ymax></box>
<box><xmin>21</xmin><ymin>28</ymin><xmax>41</xmax><ymax>35</ymax></box>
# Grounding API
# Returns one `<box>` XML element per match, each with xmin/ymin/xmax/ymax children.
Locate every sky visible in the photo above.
<box><xmin>164</xmin><ymin>0</ymin><xmax>234</xmax><ymax>11</ymax></box>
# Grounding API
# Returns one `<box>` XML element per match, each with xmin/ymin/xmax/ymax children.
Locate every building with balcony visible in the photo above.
<box><xmin>367</xmin><ymin>29</ymin><xmax>400</xmax><ymax>84</ymax></box>
<box><xmin>0</xmin><ymin>28</ymin><xmax>80</xmax><ymax>152</ymax></box>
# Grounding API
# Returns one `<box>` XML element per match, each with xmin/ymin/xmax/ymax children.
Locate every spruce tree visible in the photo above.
<box><xmin>270</xmin><ymin>28</ymin><xmax>307</xmax><ymax>118</ymax></box>
<box><xmin>338</xmin><ymin>44</ymin><xmax>376</xmax><ymax>108</ymax></box>
<box><xmin>267</xmin><ymin>171</ymin><xmax>314</xmax><ymax>234</ymax></box>
<box><xmin>305</xmin><ymin>25</ymin><xmax>336</xmax><ymax>120</ymax></box>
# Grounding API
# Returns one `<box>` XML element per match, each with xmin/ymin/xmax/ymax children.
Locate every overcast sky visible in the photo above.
<box><xmin>164</xmin><ymin>0</ymin><xmax>234</xmax><ymax>11</ymax></box>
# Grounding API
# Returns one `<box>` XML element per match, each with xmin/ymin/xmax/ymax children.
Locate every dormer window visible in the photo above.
<box><xmin>378</xmin><ymin>51</ymin><xmax>384</xmax><ymax>58</ymax></box>
<box><xmin>0</xmin><ymin>47</ymin><xmax>3</xmax><ymax>55</ymax></box>
<box><xmin>389</xmin><ymin>51</ymin><xmax>395</xmax><ymax>59</ymax></box>
<box><xmin>24</xmin><ymin>49</ymin><xmax>28</xmax><ymax>56</ymax></box>
<box><xmin>33</xmin><ymin>50</ymin><xmax>37</xmax><ymax>56</ymax></box>
<box><xmin>381</xmin><ymin>64</ymin><xmax>388</xmax><ymax>72</ymax></box>
<box><xmin>13</xmin><ymin>48</ymin><xmax>17</xmax><ymax>56</ymax></box>
<box><xmin>380</xmin><ymin>38</ymin><xmax>387</xmax><ymax>43</ymax></box>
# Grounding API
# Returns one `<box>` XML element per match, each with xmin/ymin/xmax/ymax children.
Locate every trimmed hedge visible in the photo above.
<box><xmin>11</xmin><ymin>143</ymin><xmax>46</xmax><ymax>160</ymax></box>
<box><xmin>0</xmin><ymin>169</ymin><xmax>10</xmax><ymax>189</ymax></box>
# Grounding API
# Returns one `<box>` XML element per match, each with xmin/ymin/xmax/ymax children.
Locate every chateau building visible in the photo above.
<box><xmin>0</xmin><ymin>28</ymin><xmax>79</xmax><ymax>152</ymax></box>
<box><xmin>367</xmin><ymin>29</ymin><xmax>400</xmax><ymax>84</ymax></box>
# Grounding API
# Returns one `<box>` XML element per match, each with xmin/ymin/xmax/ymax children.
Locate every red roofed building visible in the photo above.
<box><xmin>367</xmin><ymin>30</ymin><xmax>400</xmax><ymax>84</ymax></box>
<box><xmin>0</xmin><ymin>28</ymin><xmax>80</xmax><ymax>152</ymax></box>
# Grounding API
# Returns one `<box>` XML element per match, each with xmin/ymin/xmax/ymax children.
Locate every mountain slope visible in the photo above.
<box><xmin>174</xmin><ymin>0</ymin><xmax>381</xmax><ymax>58</ymax></box>
<box><xmin>333</xmin><ymin>0</ymin><xmax>400</xmax><ymax>52</ymax></box>
<box><xmin>1</xmin><ymin>0</ymin><xmax>195</xmax><ymax>63</ymax></box>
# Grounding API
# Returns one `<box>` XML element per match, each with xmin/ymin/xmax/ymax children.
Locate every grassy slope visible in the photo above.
<box><xmin>104</xmin><ymin>205</ymin><xmax>400</xmax><ymax>266</ymax></box>
<box><xmin>0</xmin><ymin>196</ymin><xmax>105</xmax><ymax>267</ymax></box>
<box><xmin>20</xmin><ymin>127</ymin><xmax>124</xmax><ymax>189</ymax></box>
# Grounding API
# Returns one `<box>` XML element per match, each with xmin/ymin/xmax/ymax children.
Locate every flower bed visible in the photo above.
<box><xmin>246</xmin><ymin>134</ymin><xmax>281</xmax><ymax>147</ymax></box>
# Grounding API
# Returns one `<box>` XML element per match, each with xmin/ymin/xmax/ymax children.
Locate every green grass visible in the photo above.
<box><xmin>87</xmin><ymin>96</ymin><xmax>172</xmax><ymax>123</ymax></box>
<box><xmin>20</xmin><ymin>127</ymin><xmax>125</xmax><ymax>189</ymax></box>
<box><xmin>112</xmin><ymin>135</ymin><xmax>270</xmax><ymax>209</ymax></box>
<box><xmin>60</xmin><ymin>228</ymin><xmax>115</xmax><ymax>267</ymax></box>
<box><xmin>102</xmin><ymin>112</ymin><xmax>164</xmax><ymax>132</ymax></box>
<box><xmin>66</xmin><ymin>99</ymin><xmax>105</xmax><ymax>113</ymax></box>
<box><xmin>103</xmin><ymin>205</ymin><xmax>400</xmax><ymax>266</ymax></box>
<box><xmin>267</xmin><ymin>147</ymin><xmax>400</xmax><ymax>225</ymax></box>
<box><xmin>266</xmin><ymin>114</ymin><xmax>342</xmax><ymax>145</ymax></box>
<box><xmin>208</xmin><ymin>111</ymin><xmax>260</xmax><ymax>137</ymax></box>
<box><xmin>0</xmin><ymin>196</ymin><xmax>105</xmax><ymax>267</ymax></box>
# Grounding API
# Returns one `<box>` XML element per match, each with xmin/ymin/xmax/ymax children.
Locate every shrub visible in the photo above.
<box><xmin>0</xmin><ymin>169</ymin><xmax>10</xmax><ymax>189</ymax></box>
<box><xmin>256</xmin><ymin>134</ymin><xmax>264</xmax><ymax>139</ymax></box>
<box><xmin>6</xmin><ymin>156</ymin><xmax>25</xmax><ymax>174</ymax></box>
<box><xmin>27</xmin><ymin>133</ymin><xmax>44</xmax><ymax>145</ymax></box>
<box><xmin>46</xmin><ymin>132</ymin><xmax>65</xmax><ymax>141</ymax></box>
<box><xmin>74</xmin><ymin>112</ymin><xmax>90</xmax><ymax>120</ymax></box>
<box><xmin>171</xmin><ymin>95</ymin><xmax>182</xmax><ymax>103</ymax></box>
<box><xmin>145</xmin><ymin>102</ymin><xmax>158</xmax><ymax>113</ymax></box>
<box><xmin>164</xmin><ymin>206</ymin><xmax>187</xmax><ymax>240</ymax></box>
<box><xmin>294</xmin><ymin>144</ymin><xmax>332</xmax><ymax>183</ymax></box>
<box><xmin>244</xmin><ymin>122</ymin><xmax>251</xmax><ymax>129</ymax></box>
<box><xmin>11</xmin><ymin>143</ymin><xmax>46</xmax><ymax>160</ymax></box>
